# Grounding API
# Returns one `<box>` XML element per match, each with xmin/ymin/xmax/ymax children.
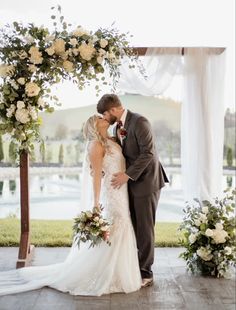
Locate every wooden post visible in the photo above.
<box><xmin>16</xmin><ymin>150</ymin><xmax>34</xmax><ymax>268</ymax></box>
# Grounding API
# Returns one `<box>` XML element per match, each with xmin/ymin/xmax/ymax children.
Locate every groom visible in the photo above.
<box><xmin>97</xmin><ymin>94</ymin><xmax>169</xmax><ymax>287</ymax></box>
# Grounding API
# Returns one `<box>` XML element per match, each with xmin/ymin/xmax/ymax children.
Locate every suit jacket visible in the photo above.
<box><xmin>115</xmin><ymin>110</ymin><xmax>169</xmax><ymax>197</ymax></box>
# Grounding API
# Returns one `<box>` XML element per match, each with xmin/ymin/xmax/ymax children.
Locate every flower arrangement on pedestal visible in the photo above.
<box><xmin>0</xmin><ymin>5</ymin><xmax>139</xmax><ymax>156</ymax></box>
<box><xmin>178</xmin><ymin>188</ymin><xmax>236</xmax><ymax>278</ymax></box>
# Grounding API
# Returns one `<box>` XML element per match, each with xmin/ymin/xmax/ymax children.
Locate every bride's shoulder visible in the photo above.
<box><xmin>88</xmin><ymin>140</ymin><xmax>105</xmax><ymax>156</ymax></box>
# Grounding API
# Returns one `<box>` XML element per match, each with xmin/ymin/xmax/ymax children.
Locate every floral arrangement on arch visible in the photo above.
<box><xmin>0</xmin><ymin>5</ymin><xmax>139</xmax><ymax>155</ymax></box>
<box><xmin>178</xmin><ymin>188</ymin><xmax>236</xmax><ymax>279</ymax></box>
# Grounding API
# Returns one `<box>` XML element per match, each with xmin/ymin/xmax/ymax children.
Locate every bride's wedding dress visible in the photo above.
<box><xmin>0</xmin><ymin>139</ymin><xmax>142</xmax><ymax>296</ymax></box>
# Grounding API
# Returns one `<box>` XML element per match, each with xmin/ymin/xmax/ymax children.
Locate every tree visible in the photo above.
<box><xmin>59</xmin><ymin>144</ymin><xmax>64</xmax><ymax>165</ymax></box>
<box><xmin>8</xmin><ymin>141</ymin><xmax>17</xmax><ymax>164</ymax></box>
<box><xmin>40</xmin><ymin>141</ymin><xmax>46</xmax><ymax>163</ymax></box>
<box><xmin>227</xmin><ymin>147</ymin><xmax>233</xmax><ymax>167</ymax></box>
<box><xmin>46</xmin><ymin>144</ymin><xmax>53</xmax><ymax>163</ymax></box>
<box><xmin>0</xmin><ymin>135</ymin><xmax>4</xmax><ymax>162</ymax></box>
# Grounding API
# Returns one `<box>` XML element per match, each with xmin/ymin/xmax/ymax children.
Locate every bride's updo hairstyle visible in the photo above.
<box><xmin>83</xmin><ymin>114</ymin><xmax>108</xmax><ymax>149</ymax></box>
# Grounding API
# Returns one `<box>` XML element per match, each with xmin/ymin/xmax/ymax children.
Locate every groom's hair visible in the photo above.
<box><xmin>97</xmin><ymin>94</ymin><xmax>122</xmax><ymax>114</ymax></box>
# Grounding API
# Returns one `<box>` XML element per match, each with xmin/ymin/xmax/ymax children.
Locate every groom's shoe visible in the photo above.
<box><xmin>141</xmin><ymin>278</ymin><xmax>154</xmax><ymax>288</ymax></box>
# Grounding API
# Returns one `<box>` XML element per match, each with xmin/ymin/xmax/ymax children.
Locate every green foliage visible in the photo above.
<box><xmin>0</xmin><ymin>134</ymin><xmax>4</xmax><ymax>162</ymax></box>
<box><xmin>58</xmin><ymin>143</ymin><xmax>64</xmax><ymax>164</ymax></box>
<box><xmin>178</xmin><ymin>188</ymin><xmax>236</xmax><ymax>278</ymax></box>
<box><xmin>226</xmin><ymin>147</ymin><xmax>233</xmax><ymax>167</ymax></box>
<box><xmin>8</xmin><ymin>140</ymin><xmax>17</xmax><ymax>164</ymax></box>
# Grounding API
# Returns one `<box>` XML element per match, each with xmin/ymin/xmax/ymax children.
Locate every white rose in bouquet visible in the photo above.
<box><xmin>97</xmin><ymin>56</ymin><xmax>104</xmax><ymax>64</ymax></box>
<box><xmin>17</xmin><ymin>77</ymin><xmax>26</xmax><ymax>85</ymax></box>
<box><xmin>45</xmin><ymin>46</ymin><xmax>55</xmax><ymax>56</ymax></box>
<box><xmin>197</xmin><ymin>246</ymin><xmax>213</xmax><ymax>261</ymax></box>
<box><xmin>194</xmin><ymin>219</ymin><xmax>201</xmax><ymax>226</ymax></box>
<box><xmin>0</xmin><ymin>64</ymin><xmax>15</xmax><ymax>77</ymax></box>
<box><xmin>9</xmin><ymin>79</ymin><xmax>19</xmax><ymax>90</ymax></box>
<box><xmin>17</xmin><ymin>101</ymin><xmax>25</xmax><ymax>109</ymax></box>
<box><xmin>63</xmin><ymin>60</ymin><xmax>74</xmax><ymax>72</ymax></box>
<box><xmin>69</xmin><ymin>38</ymin><xmax>78</xmax><ymax>47</ymax></box>
<box><xmin>37</xmin><ymin>98</ymin><xmax>46</xmax><ymax>108</ymax></box>
<box><xmin>52</xmin><ymin>38</ymin><xmax>66</xmax><ymax>55</ymax></box>
<box><xmin>25</xmin><ymin>35</ymin><xmax>34</xmax><ymax>44</ymax></box>
<box><xmin>29</xmin><ymin>46</ymin><xmax>43</xmax><ymax>64</ymax></box>
<box><xmin>189</xmin><ymin>233</ymin><xmax>198</xmax><ymax>244</ymax></box>
<box><xmin>215</xmin><ymin>223</ymin><xmax>224</xmax><ymax>230</ymax></box>
<box><xmin>212</xmin><ymin>229</ymin><xmax>228</xmax><ymax>244</ymax></box>
<box><xmin>224</xmin><ymin>246</ymin><xmax>232</xmax><ymax>255</ymax></box>
<box><xmin>202</xmin><ymin>206</ymin><xmax>209</xmax><ymax>214</ymax></box>
<box><xmin>28</xmin><ymin>105</ymin><xmax>38</xmax><ymax>120</ymax></box>
<box><xmin>6</xmin><ymin>104</ymin><xmax>16</xmax><ymax>118</ymax></box>
<box><xmin>100</xmin><ymin>39</ymin><xmax>108</xmax><ymax>48</ymax></box>
<box><xmin>78</xmin><ymin>43</ymin><xmax>95</xmax><ymax>61</ymax></box>
<box><xmin>15</xmin><ymin>108</ymin><xmax>30</xmax><ymax>124</ymax></box>
<box><xmin>25</xmin><ymin>82</ymin><xmax>40</xmax><ymax>97</ymax></box>
<box><xmin>45</xmin><ymin>34</ymin><xmax>55</xmax><ymax>43</ymax></box>
<box><xmin>205</xmin><ymin>228</ymin><xmax>214</xmax><ymax>237</ymax></box>
<box><xmin>18</xmin><ymin>50</ymin><xmax>28</xmax><ymax>60</ymax></box>
<box><xmin>28</xmin><ymin>64</ymin><xmax>37</xmax><ymax>73</ymax></box>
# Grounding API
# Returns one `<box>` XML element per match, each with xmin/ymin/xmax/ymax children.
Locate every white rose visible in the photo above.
<box><xmin>9</xmin><ymin>80</ymin><xmax>19</xmax><ymax>90</ymax></box>
<box><xmin>29</xmin><ymin>46</ymin><xmax>43</xmax><ymax>65</ymax></box>
<box><xmin>202</xmin><ymin>206</ymin><xmax>209</xmax><ymax>214</ymax></box>
<box><xmin>15</xmin><ymin>108</ymin><xmax>30</xmax><ymax>124</ymax></box>
<box><xmin>52</xmin><ymin>38</ymin><xmax>65</xmax><ymax>55</ymax></box>
<box><xmin>78</xmin><ymin>43</ymin><xmax>95</xmax><ymax>61</ymax></box>
<box><xmin>28</xmin><ymin>64</ymin><xmax>37</xmax><ymax>73</ymax></box>
<box><xmin>60</xmin><ymin>51</ymin><xmax>69</xmax><ymax>60</ymax></box>
<box><xmin>205</xmin><ymin>228</ymin><xmax>214</xmax><ymax>237</ymax></box>
<box><xmin>100</xmin><ymin>39</ymin><xmax>108</xmax><ymax>48</ymax></box>
<box><xmin>224</xmin><ymin>246</ymin><xmax>232</xmax><ymax>255</ymax></box>
<box><xmin>69</xmin><ymin>38</ymin><xmax>78</xmax><ymax>47</ymax></box>
<box><xmin>72</xmin><ymin>48</ymin><xmax>79</xmax><ymax>56</ymax></box>
<box><xmin>73</xmin><ymin>27</ymin><xmax>90</xmax><ymax>37</ymax></box>
<box><xmin>45</xmin><ymin>46</ymin><xmax>55</xmax><ymax>56</ymax></box>
<box><xmin>37</xmin><ymin>98</ymin><xmax>46</xmax><ymax>108</ymax></box>
<box><xmin>17</xmin><ymin>77</ymin><xmax>26</xmax><ymax>85</ymax></box>
<box><xmin>212</xmin><ymin>229</ymin><xmax>228</xmax><ymax>244</ymax></box>
<box><xmin>97</xmin><ymin>56</ymin><xmax>103</xmax><ymax>64</ymax></box>
<box><xmin>63</xmin><ymin>60</ymin><xmax>74</xmax><ymax>72</ymax></box>
<box><xmin>196</xmin><ymin>246</ymin><xmax>213</xmax><ymax>261</ymax></box>
<box><xmin>199</xmin><ymin>213</ymin><xmax>207</xmax><ymax>223</ymax></box>
<box><xmin>194</xmin><ymin>219</ymin><xmax>201</xmax><ymax>226</ymax></box>
<box><xmin>99</xmin><ymin>219</ymin><xmax>104</xmax><ymax>224</ymax></box>
<box><xmin>17</xmin><ymin>101</ymin><xmax>25</xmax><ymax>109</ymax></box>
<box><xmin>215</xmin><ymin>223</ymin><xmax>223</xmax><ymax>230</ymax></box>
<box><xmin>0</xmin><ymin>64</ymin><xmax>15</xmax><ymax>77</ymax></box>
<box><xmin>25</xmin><ymin>82</ymin><xmax>40</xmax><ymax>97</ymax></box>
<box><xmin>45</xmin><ymin>34</ymin><xmax>55</xmax><ymax>43</ymax></box>
<box><xmin>94</xmin><ymin>216</ymin><xmax>99</xmax><ymax>222</ymax></box>
<box><xmin>28</xmin><ymin>105</ymin><xmax>38</xmax><ymax>120</ymax></box>
<box><xmin>18</xmin><ymin>50</ymin><xmax>28</xmax><ymax>60</ymax></box>
<box><xmin>189</xmin><ymin>233</ymin><xmax>197</xmax><ymax>244</ymax></box>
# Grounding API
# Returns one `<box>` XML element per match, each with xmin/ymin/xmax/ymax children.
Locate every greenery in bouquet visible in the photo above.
<box><xmin>73</xmin><ymin>205</ymin><xmax>112</xmax><ymax>249</ymax></box>
<box><xmin>178</xmin><ymin>188</ymin><xmax>236</xmax><ymax>278</ymax></box>
<box><xmin>0</xmin><ymin>5</ymin><xmax>141</xmax><ymax>158</ymax></box>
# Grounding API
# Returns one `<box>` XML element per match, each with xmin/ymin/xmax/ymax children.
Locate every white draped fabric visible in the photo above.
<box><xmin>118</xmin><ymin>47</ymin><xmax>226</xmax><ymax>201</ymax></box>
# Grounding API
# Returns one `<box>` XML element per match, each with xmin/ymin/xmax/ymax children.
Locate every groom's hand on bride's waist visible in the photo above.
<box><xmin>111</xmin><ymin>172</ymin><xmax>130</xmax><ymax>189</ymax></box>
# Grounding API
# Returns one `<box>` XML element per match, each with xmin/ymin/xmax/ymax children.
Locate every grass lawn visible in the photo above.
<box><xmin>0</xmin><ymin>218</ymin><xmax>184</xmax><ymax>247</ymax></box>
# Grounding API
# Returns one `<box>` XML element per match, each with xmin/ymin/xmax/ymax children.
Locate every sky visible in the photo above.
<box><xmin>0</xmin><ymin>0</ymin><xmax>235</xmax><ymax>110</ymax></box>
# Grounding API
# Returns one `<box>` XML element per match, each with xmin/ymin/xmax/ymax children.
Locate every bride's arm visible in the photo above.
<box><xmin>88</xmin><ymin>141</ymin><xmax>105</xmax><ymax>207</ymax></box>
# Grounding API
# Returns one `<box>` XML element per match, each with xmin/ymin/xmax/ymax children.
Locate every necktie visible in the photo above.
<box><xmin>117</xmin><ymin>120</ymin><xmax>123</xmax><ymax>129</ymax></box>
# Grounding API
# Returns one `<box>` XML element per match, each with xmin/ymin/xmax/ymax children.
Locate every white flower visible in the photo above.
<box><xmin>72</xmin><ymin>48</ymin><xmax>79</xmax><ymax>56</ymax></box>
<box><xmin>94</xmin><ymin>216</ymin><xmax>99</xmax><ymax>222</ymax></box>
<box><xmin>215</xmin><ymin>223</ymin><xmax>223</xmax><ymax>230</ymax></box>
<box><xmin>194</xmin><ymin>219</ymin><xmax>201</xmax><ymax>226</ymax></box>
<box><xmin>28</xmin><ymin>64</ymin><xmax>37</xmax><ymax>73</ymax></box>
<box><xmin>85</xmin><ymin>211</ymin><xmax>92</xmax><ymax>218</ymax></box>
<box><xmin>52</xmin><ymin>39</ymin><xmax>65</xmax><ymax>55</ymax></box>
<box><xmin>25</xmin><ymin>82</ymin><xmax>40</xmax><ymax>97</ymax></box>
<box><xmin>25</xmin><ymin>35</ymin><xmax>34</xmax><ymax>44</ymax></box>
<box><xmin>18</xmin><ymin>50</ymin><xmax>28</xmax><ymax>60</ymax></box>
<box><xmin>224</xmin><ymin>246</ymin><xmax>232</xmax><ymax>255</ymax></box>
<box><xmin>97</xmin><ymin>56</ymin><xmax>104</xmax><ymax>64</ymax></box>
<box><xmin>37</xmin><ymin>98</ymin><xmax>46</xmax><ymax>108</ymax></box>
<box><xmin>6</xmin><ymin>104</ymin><xmax>16</xmax><ymax>118</ymax></box>
<box><xmin>28</xmin><ymin>105</ymin><xmax>38</xmax><ymax>120</ymax></box>
<box><xmin>60</xmin><ymin>51</ymin><xmax>69</xmax><ymax>60</ymax></box>
<box><xmin>189</xmin><ymin>233</ymin><xmax>198</xmax><ymax>244</ymax></box>
<box><xmin>205</xmin><ymin>228</ymin><xmax>214</xmax><ymax>237</ymax></box>
<box><xmin>0</xmin><ymin>64</ymin><xmax>15</xmax><ymax>77</ymax></box>
<box><xmin>199</xmin><ymin>213</ymin><xmax>207</xmax><ymax>223</ymax></box>
<box><xmin>73</xmin><ymin>27</ymin><xmax>90</xmax><ymax>37</ymax></box>
<box><xmin>45</xmin><ymin>46</ymin><xmax>55</xmax><ymax>56</ymax></box>
<box><xmin>99</xmin><ymin>219</ymin><xmax>104</xmax><ymax>224</ymax></box>
<box><xmin>9</xmin><ymin>79</ymin><xmax>19</xmax><ymax>90</ymax></box>
<box><xmin>202</xmin><ymin>206</ymin><xmax>209</xmax><ymax>214</ymax></box>
<box><xmin>78</xmin><ymin>43</ymin><xmax>95</xmax><ymax>61</ymax></box>
<box><xmin>196</xmin><ymin>246</ymin><xmax>213</xmax><ymax>261</ymax></box>
<box><xmin>29</xmin><ymin>46</ymin><xmax>43</xmax><ymax>64</ymax></box>
<box><xmin>101</xmin><ymin>226</ymin><xmax>109</xmax><ymax>231</ymax></box>
<box><xmin>63</xmin><ymin>60</ymin><xmax>74</xmax><ymax>72</ymax></box>
<box><xmin>69</xmin><ymin>38</ymin><xmax>78</xmax><ymax>47</ymax></box>
<box><xmin>100</xmin><ymin>39</ymin><xmax>108</xmax><ymax>48</ymax></box>
<box><xmin>17</xmin><ymin>77</ymin><xmax>26</xmax><ymax>85</ymax></box>
<box><xmin>212</xmin><ymin>229</ymin><xmax>228</xmax><ymax>244</ymax></box>
<box><xmin>17</xmin><ymin>101</ymin><xmax>25</xmax><ymax>109</ymax></box>
<box><xmin>15</xmin><ymin>108</ymin><xmax>30</xmax><ymax>124</ymax></box>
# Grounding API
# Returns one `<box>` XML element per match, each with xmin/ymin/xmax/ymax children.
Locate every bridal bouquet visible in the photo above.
<box><xmin>73</xmin><ymin>205</ymin><xmax>112</xmax><ymax>249</ymax></box>
<box><xmin>178</xmin><ymin>188</ymin><xmax>236</xmax><ymax>278</ymax></box>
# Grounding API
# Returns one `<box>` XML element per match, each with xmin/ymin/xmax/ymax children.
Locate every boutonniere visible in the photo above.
<box><xmin>119</xmin><ymin>126</ymin><xmax>127</xmax><ymax>140</ymax></box>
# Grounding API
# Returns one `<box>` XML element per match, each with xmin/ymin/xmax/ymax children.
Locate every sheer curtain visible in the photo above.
<box><xmin>181</xmin><ymin>48</ymin><xmax>226</xmax><ymax>201</ymax></box>
<box><xmin>117</xmin><ymin>47</ymin><xmax>183</xmax><ymax>96</ymax></box>
<box><xmin>118</xmin><ymin>47</ymin><xmax>226</xmax><ymax>201</ymax></box>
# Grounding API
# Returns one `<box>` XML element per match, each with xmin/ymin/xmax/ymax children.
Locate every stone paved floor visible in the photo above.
<box><xmin>0</xmin><ymin>247</ymin><xmax>235</xmax><ymax>310</ymax></box>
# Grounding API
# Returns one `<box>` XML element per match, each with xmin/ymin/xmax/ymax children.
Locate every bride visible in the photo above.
<box><xmin>0</xmin><ymin>115</ymin><xmax>142</xmax><ymax>296</ymax></box>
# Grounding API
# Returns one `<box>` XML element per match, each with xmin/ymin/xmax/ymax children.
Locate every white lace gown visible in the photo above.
<box><xmin>0</xmin><ymin>139</ymin><xmax>142</xmax><ymax>296</ymax></box>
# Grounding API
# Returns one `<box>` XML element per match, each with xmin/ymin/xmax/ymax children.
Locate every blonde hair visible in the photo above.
<box><xmin>83</xmin><ymin>114</ymin><xmax>108</xmax><ymax>148</ymax></box>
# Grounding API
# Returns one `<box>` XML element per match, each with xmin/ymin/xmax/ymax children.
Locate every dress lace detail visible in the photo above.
<box><xmin>0</xmin><ymin>139</ymin><xmax>142</xmax><ymax>296</ymax></box>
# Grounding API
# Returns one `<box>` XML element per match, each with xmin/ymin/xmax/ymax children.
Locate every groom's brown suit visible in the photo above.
<box><xmin>115</xmin><ymin>110</ymin><xmax>169</xmax><ymax>279</ymax></box>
